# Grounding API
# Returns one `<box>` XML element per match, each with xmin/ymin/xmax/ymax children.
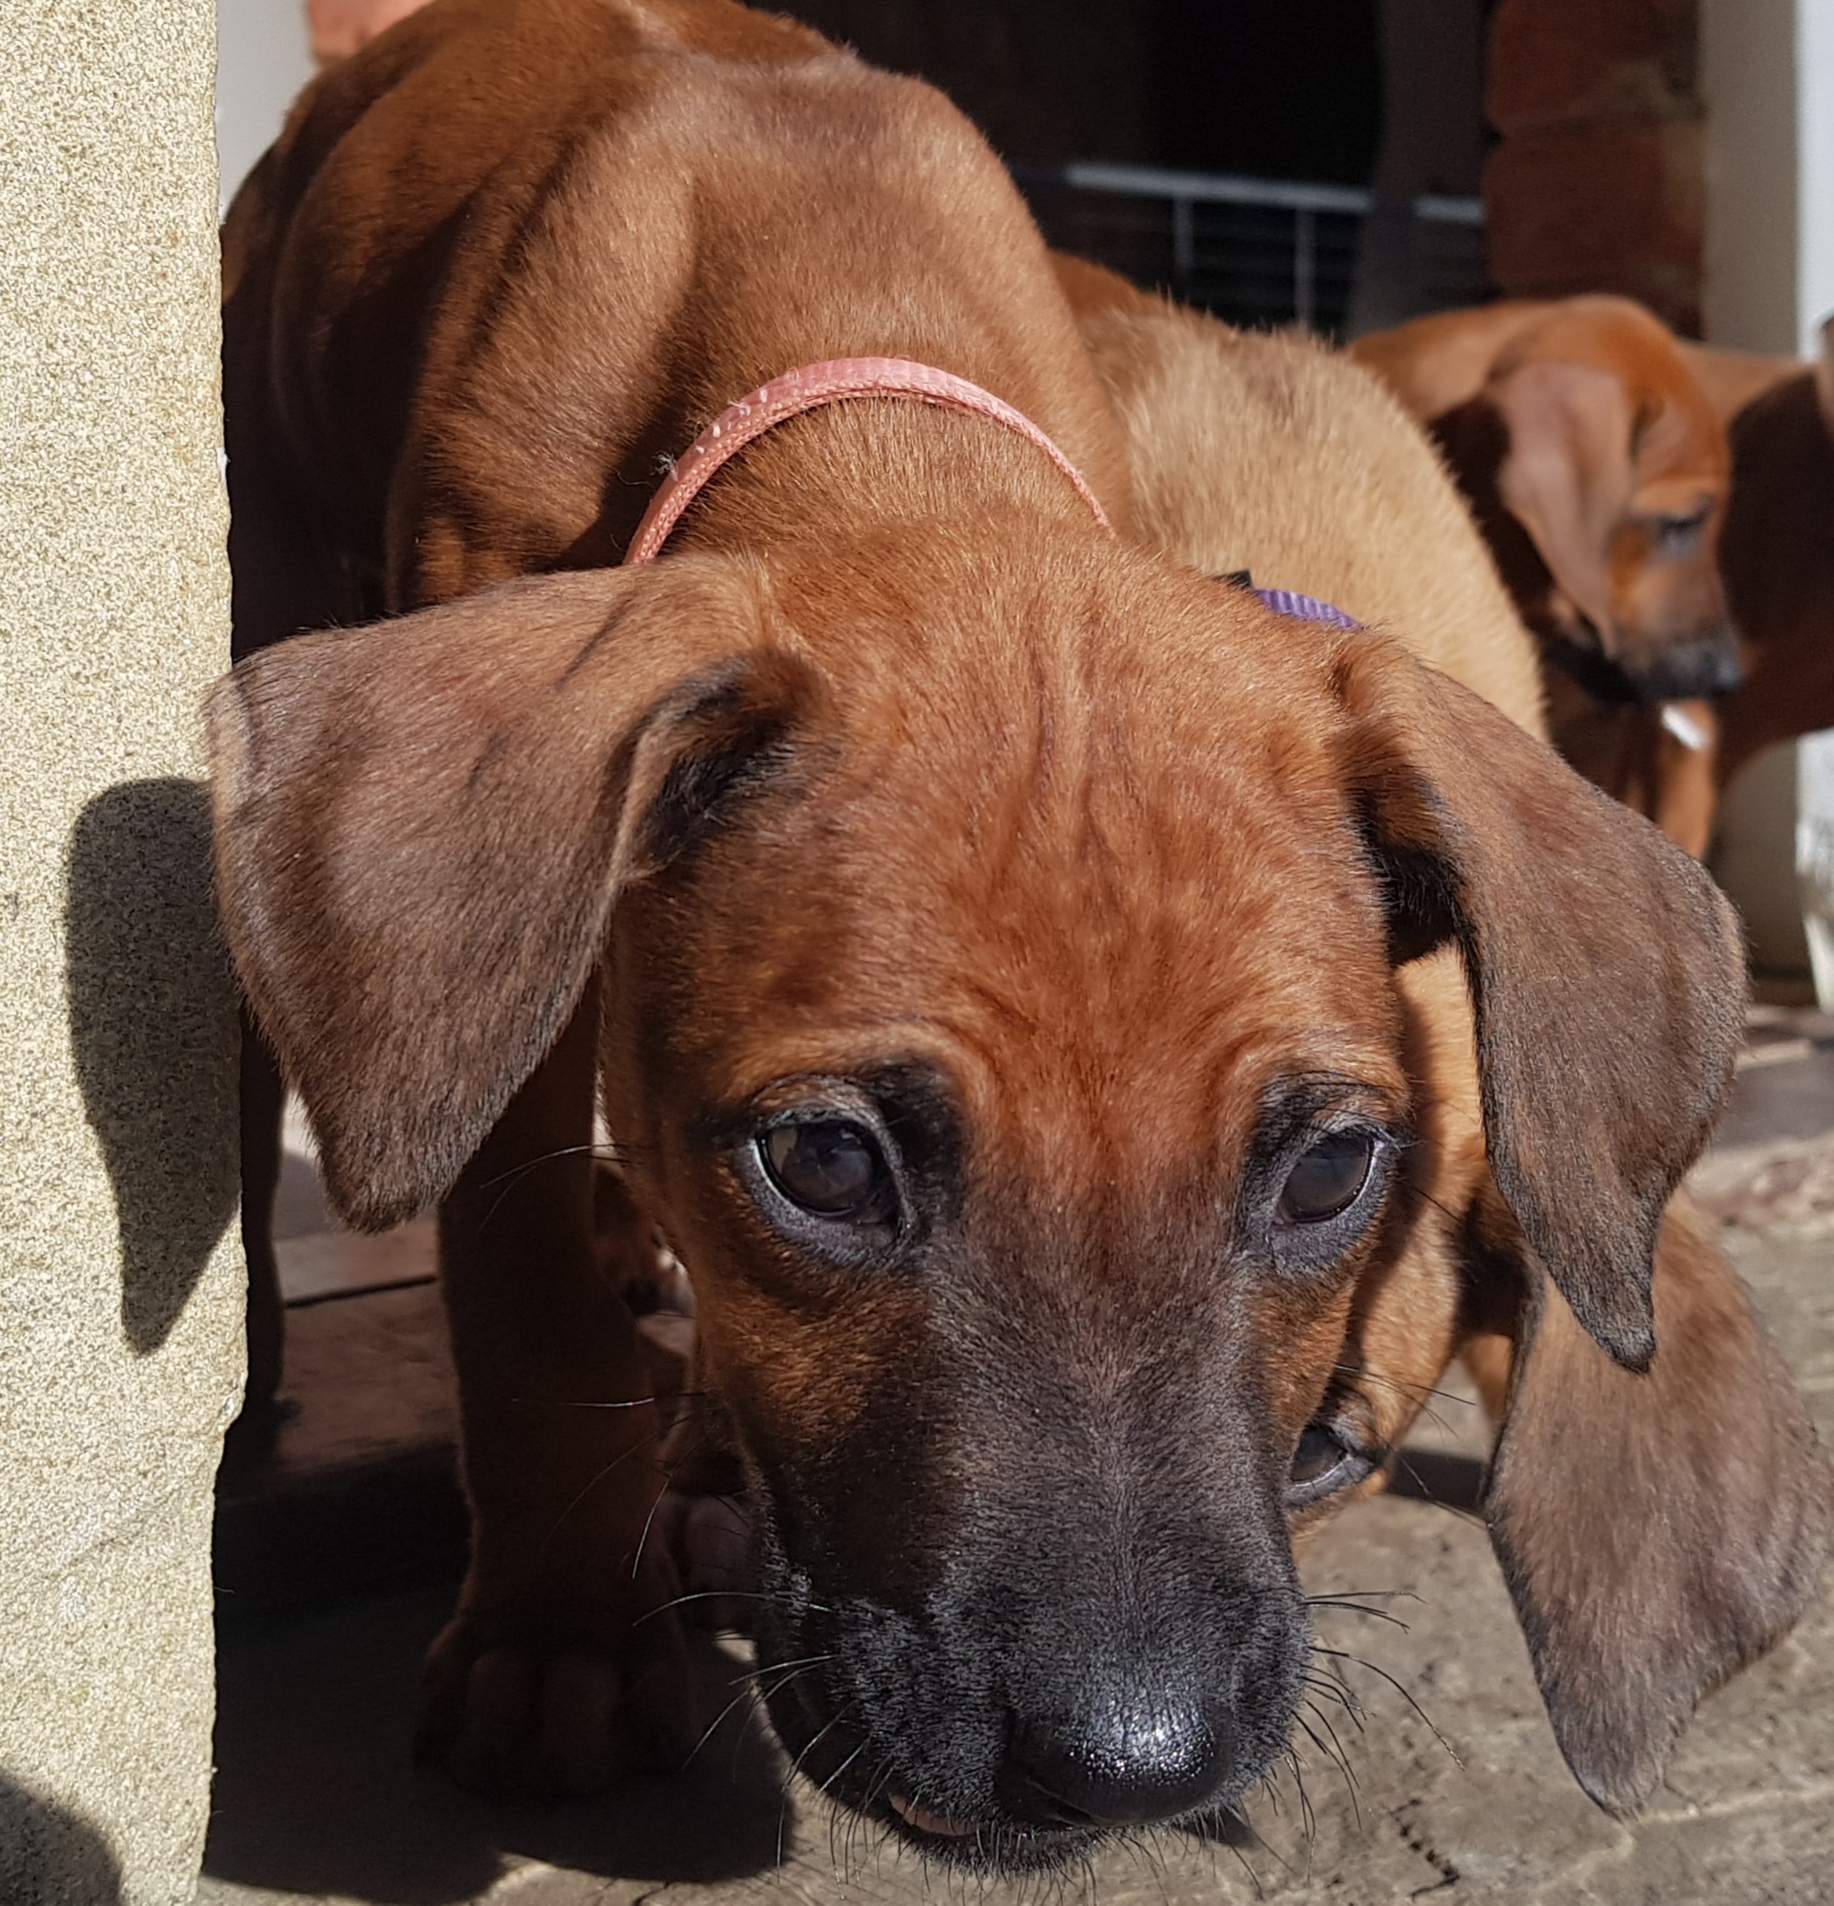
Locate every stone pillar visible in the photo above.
<box><xmin>0</xmin><ymin>2</ymin><xmax>242</xmax><ymax>1902</ymax></box>
<box><xmin>1485</xmin><ymin>0</ymin><xmax>1705</xmax><ymax>334</ymax></box>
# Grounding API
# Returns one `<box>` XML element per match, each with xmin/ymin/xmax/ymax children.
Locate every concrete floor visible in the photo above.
<box><xmin>197</xmin><ymin>1031</ymin><xmax>1834</xmax><ymax>1906</ymax></box>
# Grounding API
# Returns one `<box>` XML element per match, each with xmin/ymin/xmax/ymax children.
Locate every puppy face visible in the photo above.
<box><xmin>598</xmin><ymin>580</ymin><xmax>1418</xmax><ymax>1860</ymax></box>
<box><xmin>212</xmin><ymin>530</ymin><xmax>1776</xmax><ymax>1864</ymax></box>
<box><xmin>1431</xmin><ymin>306</ymin><xmax>1741</xmax><ymax>704</ymax></box>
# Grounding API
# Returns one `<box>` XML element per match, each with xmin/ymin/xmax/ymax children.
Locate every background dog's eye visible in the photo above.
<box><xmin>1652</xmin><ymin>508</ymin><xmax>1708</xmax><ymax>557</ymax></box>
<box><xmin>1277</xmin><ymin>1128</ymin><xmax>1376</xmax><ymax>1224</ymax></box>
<box><xmin>761</xmin><ymin>1120</ymin><xmax>889</xmax><ymax>1218</ymax></box>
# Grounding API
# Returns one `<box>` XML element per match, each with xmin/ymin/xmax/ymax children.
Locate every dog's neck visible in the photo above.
<box><xmin>622</xmin><ymin>359</ymin><xmax>1115</xmax><ymax>566</ymax></box>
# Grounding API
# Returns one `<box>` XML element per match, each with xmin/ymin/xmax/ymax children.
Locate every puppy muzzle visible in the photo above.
<box><xmin>1546</xmin><ymin>625</ymin><xmax>1744</xmax><ymax>704</ymax></box>
<box><xmin>752</xmin><ymin>1557</ymin><xmax>1307</xmax><ymax>1872</ymax></box>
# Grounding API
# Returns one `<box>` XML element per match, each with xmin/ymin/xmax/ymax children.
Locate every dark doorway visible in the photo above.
<box><xmin>1147</xmin><ymin>0</ymin><xmax>1383</xmax><ymax>185</ymax></box>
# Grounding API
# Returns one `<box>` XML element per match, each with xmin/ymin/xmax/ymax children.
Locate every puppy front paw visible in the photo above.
<box><xmin>415</xmin><ymin>1570</ymin><xmax>700</xmax><ymax>1794</ymax></box>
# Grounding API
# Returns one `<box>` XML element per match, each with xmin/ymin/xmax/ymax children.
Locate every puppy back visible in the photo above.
<box><xmin>1079</xmin><ymin>301</ymin><xmax>1547</xmax><ymax>738</ymax></box>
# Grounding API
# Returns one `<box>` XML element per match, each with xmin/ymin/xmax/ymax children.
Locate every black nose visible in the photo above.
<box><xmin>996</xmin><ymin>1698</ymin><xmax>1232</xmax><ymax>1827</ymax></box>
<box><xmin>1629</xmin><ymin>633</ymin><xmax>1745</xmax><ymax>700</ymax></box>
<box><xmin>1703</xmin><ymin>642</ymin><xmax>1746</xmax><ymax>693</ymax></box>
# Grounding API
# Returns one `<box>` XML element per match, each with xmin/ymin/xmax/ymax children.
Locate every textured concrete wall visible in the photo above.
<box><xmin>0</xmin><ymin>2</ymin><xmax>243</xmax><ymax>1902</ymax></box>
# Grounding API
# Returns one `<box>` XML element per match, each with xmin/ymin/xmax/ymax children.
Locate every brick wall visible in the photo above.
<box><xmin>1484</xmin><ymin>0</ymin><xmax>1704</xmax><ymax>333</ymax></box>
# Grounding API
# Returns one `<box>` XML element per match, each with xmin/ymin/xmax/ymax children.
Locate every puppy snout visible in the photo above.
<box><xmin>1701</xmin><ymin>638</ymin><xmax>1745</xmax><ymax>694</ymax></box>
<box><xmin>1643</xmin><ymin>635</ymin><xmax>1743</xmax><ymax>699</ymax></box>
<box><xmin>1618</xmin><ymin>627</ymin><xmax>1745</xmax><ymax>701</ymax></box>
<box><xmin>996</xmin><ymin>1694</ymin><xmax>1232</xmax><ymax>1828</ymax></box>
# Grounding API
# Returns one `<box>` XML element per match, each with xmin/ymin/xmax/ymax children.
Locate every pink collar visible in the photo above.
<box><xmin>621</xmin><ymin>355</ymin><xmax>1113</xmax><ymax>564</ymax></box>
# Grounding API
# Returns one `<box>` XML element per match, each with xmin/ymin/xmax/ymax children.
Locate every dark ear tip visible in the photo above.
<box><xmin>1574</xmin><ymin>1763</ymin><xmax>1657</xmax><ymax>1821</ymax></box>
<box><xmin>1563</xmin><ymin>1289</ymin><xmax>1656</xmax><ymax>1373</ymax></box>
<box><xmin>1598</xmin><ymin>1322</ymin><xmax>1656</xmax><ymax>1375</ymax></box>
<box><xmin>1550</xmin><ymin>1706</ymin><xmax>1675</xmax><ymax>1820</ymax></box>
<box><xmin>316</xmin><ymin>1147</ymin><xmax>434</xmax><ymax>1235</ymax></box>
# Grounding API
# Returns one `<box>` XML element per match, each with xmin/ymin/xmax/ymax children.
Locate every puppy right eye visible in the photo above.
<box><xmin>1276</xmin><ymin>1128</ymin><xmax>1377</xmax><ymax>1224</ymax></box>
<box><xmin>760</xmin><ymin>1120</ymin><xmax>892</xmax><ymax>1221</ymax></box>
<box><xmin>1651</xmin><ymin>506</ymin><xmax>1709</xmax><ymax>557</ymax></box>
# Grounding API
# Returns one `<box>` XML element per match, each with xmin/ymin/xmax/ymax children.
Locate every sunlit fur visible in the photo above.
<box><xmin>210</xmin><ymin>0</ymin><xmax>1822</xmax><ymax>1864</ymax></box>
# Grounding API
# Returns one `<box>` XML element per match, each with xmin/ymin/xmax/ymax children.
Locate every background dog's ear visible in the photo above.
<box><xmin>1334</xmin><ymin>640</ymin><xmax>1743</xmax><ymax>1369</ymax></box>
<box><xmin>210</xmin><ymin>562</ymin><xmax>821</xmax><ymax>1229</ymax></box>
<box><xmin>1472</xmin><ymin>1190</ymin><xmax>1830</xmax><ymax>1813</ymax></box>
<box><xmin>1483</xmin><ymin>357</ymin><xmax>1634</xmax><ymax>643</ymax></box>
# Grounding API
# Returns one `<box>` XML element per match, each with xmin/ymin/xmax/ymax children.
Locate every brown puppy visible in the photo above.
<box><xmin>1688</xmin><ymin>326</ymin><xmax>1834</xmax><ymax>792</ymax></box>
<box><xmin>1543</xmin><ymin>334</ymin><xmax>1830</xmax><ymax>851</ymax></box>
<box><xmin>213</xmin><ymin>0</ymin><xmax>1820</xmax><ymax>1866</ymax></box>
<box><xmin>1053</xmin><ymin>256</ymin><xmax>1543</xmax><ymax>728</ymax></box>
<box><xmin>1466</xmin><ymin>325</ymin><xmax>1834</xmax><ymax>849</ymax></box>
<box><xmin>1353</xmin><ymin>297</ymin><xmax>1741</xmax><ymax>854</ymax></box>
<box><xmin>1060</xmin><ymin>257</ymin><xmax>1830</xmax><ymax>1802</ymax></box>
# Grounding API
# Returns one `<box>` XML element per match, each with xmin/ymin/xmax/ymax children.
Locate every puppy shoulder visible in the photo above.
<box><xmin>1077</xmin><ymin>305</ymin><xmax>1544</xmax><ymax>736</ymax></box>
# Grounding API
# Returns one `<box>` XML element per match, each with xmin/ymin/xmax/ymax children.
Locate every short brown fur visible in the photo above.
<box><xmin>213</xmin><ymin>1</ymin><xmax>1824</xmax><ymax>1859</ymax></box>
<box><xmin>1060</xmin><ymin>258</ymin><xmax>1828</xmax><ymax>1808</ymax></box>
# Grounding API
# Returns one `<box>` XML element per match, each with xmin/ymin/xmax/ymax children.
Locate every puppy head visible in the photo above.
<box><xmin>213</xmin><ymin>536</ymin><xmax>1763</xmax><ymax>1866</ymax></box>
<box><xmin>1434</xmin><ymin>296</ymin><xmax>1741</xmax><ymax>703</ymax></box>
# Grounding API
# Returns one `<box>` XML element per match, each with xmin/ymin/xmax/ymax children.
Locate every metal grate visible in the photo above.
<box><xmin>1011</xmin><ymin>159</ymin><xmax>1489</xmax><ymax>337</ymax></box>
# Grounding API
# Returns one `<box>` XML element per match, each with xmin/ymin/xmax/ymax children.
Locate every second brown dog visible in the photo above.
<box><xmin>1354</xmin><ymin>296</ymin><xmax>1742</xmax><ymax>853</ymax></box>
<box><xmin>1058</xmin><ymin>253</ymin><xmax>1829</xmax><ymax>1808</ymax></box>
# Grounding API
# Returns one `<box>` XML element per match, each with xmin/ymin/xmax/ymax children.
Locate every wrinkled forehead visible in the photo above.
<box><xmin>673</xmin><ymin>602</ymin><xmax>1407</xmax><ymax>1193</ymax></box>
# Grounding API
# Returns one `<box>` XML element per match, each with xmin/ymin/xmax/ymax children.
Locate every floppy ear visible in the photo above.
<box><xmin>1486</xmin><ymin>358</ymin><xmax>1636</xmax><ymax>645</ymax></box>
<box><xmin>1333</xmin><ymin>637</ymin><xmax>1743</xmax><ymax>1369</ymax></box>
<box><xmin>210</xmin><ymin>561</ymin><xmax>822</xmax><ymax>1228</ymax></box>
<box><xmin>1473</xmin><ymin>1188</ymin><xmax>1830</xmax><ymax>1812</ymax></box>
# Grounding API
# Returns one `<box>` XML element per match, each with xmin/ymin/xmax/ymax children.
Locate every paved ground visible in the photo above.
<box><xmin>195</xmin><ymin>1023</ymin><xmax>1834</xmax><ymax>1906</ymax></box>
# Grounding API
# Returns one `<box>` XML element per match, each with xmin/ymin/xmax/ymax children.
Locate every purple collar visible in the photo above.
<box><xmin>1254</xmin><ymin>586</ymin><xmax>1363</xmax><ymax>631</ymax></box>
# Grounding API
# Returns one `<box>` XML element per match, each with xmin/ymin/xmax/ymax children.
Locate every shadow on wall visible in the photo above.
<box><xmin>64</xmin><ymin>778</ymin><xmax>240</xmax><ymax>1356</ymax></box>
<box><xmin>0</xmin><ymin>1774</ymin><xmax>125</xmax><ymax>1905</ymax></box>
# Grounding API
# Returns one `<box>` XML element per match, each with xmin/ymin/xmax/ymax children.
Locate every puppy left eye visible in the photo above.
<box><xmin>1277</xmin><ymin>1128</ymin><xmax>1377</xmax><ymax>1224</ymax></box>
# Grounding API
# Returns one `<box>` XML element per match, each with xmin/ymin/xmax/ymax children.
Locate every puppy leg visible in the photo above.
<box><xmin>1652</xmin><ymin>700</ymin><xmax>1719</xmax><ymax>858</ymax></box>
<box><xmin>419</xmin><ymin>980</ymin><xmax>697</xmax><ymax>1791</ymax></box>
<box><xmin>239</xmin><ymin>1013</ymin><xmax>287</xmax><ymax>1417</ymax></box>
<box><xmin>590</xmin><ymin>1168</ymin><xmax>761</xmax><ymax>1633</ymax></box>
<box><xmin>224</xmin><ymin>426</ymin><xmax>365</xmax><ymax>1421</ymax></box>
